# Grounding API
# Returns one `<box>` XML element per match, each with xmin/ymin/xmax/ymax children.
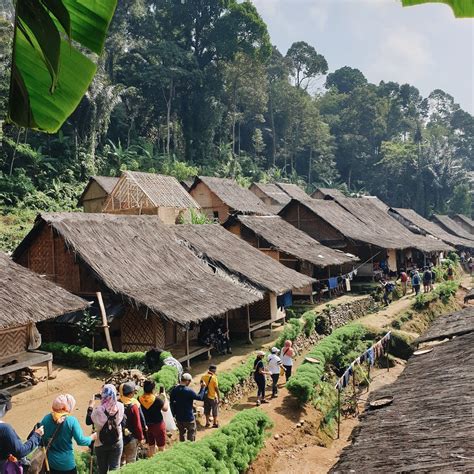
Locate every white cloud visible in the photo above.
<box><xmin>366</xmin><ymin>28</ymin><xmax>434</xmax><ymax>83</ymax></box>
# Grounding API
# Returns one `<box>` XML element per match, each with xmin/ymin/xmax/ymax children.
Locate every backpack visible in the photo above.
<box><xmin>413</xmin><ymin>274</ymin><xmax>420</xmax><ymax>285</ymax></box>
<box><xmin>99</xmin><ymin>410</ymin><xmax>120</xmax><ymax>446</ymax></box>
<box><xmin>122</xmin><ymin>404</ymin><xmax>134</xmax><ymax>445</ymax></box>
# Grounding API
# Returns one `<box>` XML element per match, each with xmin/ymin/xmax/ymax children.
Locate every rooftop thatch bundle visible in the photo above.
<box><xmin>311</xmin><ymin>187</ymin><xmax>345</xmax><ymax>200</ymax></box>
<box><xmin>233</xmin><ymin>215</ymin><xmax>358</xmax><ymax>268</ymax></box>
<box><xmin>174</xmin><ymin>224</ymin><xmax>314</xmax><ymax>294</ymax></box>
<box><xmin>78</xmin><ymin>176</ymin><xmax>119</xmax><ymax>205</ymax></box>
<box><xmin>250</xmin><ymin>183</ymin><xmax>292</xmax><ymax>206</ymax></box>
<box><xmin>390</xmin><ymin>207</ymin><xmax>473</xmax><ymax>249</ymax></box>
<box><xmin>416</xmin><ymin>306</ymin><xmax>474</xmax><ymax>343</ymax></box>
<box><xmin>432</xmin><ymin>214</ymin><xmax>474</xmax><ymax>242</ymax></box>
<box><xmin>336</xmin><ymin>198</ymin><xmax>452</xmax><ymax>252</ymax></box>
<box><xmin>14</xmin><ymin>214</ymin><xmax>262</xmax><ymax>325</ymax></box>
<box><xmin>191</xmin><ymin>176</ymin><xmax>272</xmax><ymax>215</ymax></box>
<box><xmin>331</xmin><ymin>329</ymin><xmax>474</xmax><ymax>473</ymax></box>
<box><xmin>0</xmin><ymin>253</ymin><xmax>88</xmax><ymax>329</ymax></box>
<box><xmin>275</xmin><ymin>182</ymin><xmax>309</xmax><ymax>201</ymax></box>
<box><xmin>454</xmin><ymin>213</ymin><xmax>474</xmax><ymax>231</ymax></box>
<box><xmin>104</xmin><ymin>171</ymin><xmax>200</xmax><ymax>211</ymax></box>
<box><xmin>360</xmin><ymin>195</ymin><xmax>389</xmax><ymax>212</ymax></box>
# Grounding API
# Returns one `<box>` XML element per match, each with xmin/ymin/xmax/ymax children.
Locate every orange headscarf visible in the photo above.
<box><xmin>51</xmin><ymin>394</ymin><xmax>76</xmax><ymax>423</ymax></box>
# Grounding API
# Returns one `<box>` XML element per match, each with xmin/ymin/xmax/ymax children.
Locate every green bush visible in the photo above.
<box><xmin>151</xmin><ymin>365</ymin><xmax>178</xmax><ymax>392</ymax></box>
<box><xmin>302</xmin><ymin>310</ymin><xmax>317</xmax><ymax>336</ymax></box>
<box><xmin>119</xmin><ymin>409</ymin><xmax>272</xmax><ymax>473</ymax></box>
<box><xmin>413</xmin><ymin>280</ymin><xmax>458</xmax><ymax>310</ymax></box>
<box><xmin>287</xmin><ymin>324</ymin><xmax>371</xmax><ymax>403</ymax></box>
<box><xmin>219</xmin><ymin>356</ymin><xmax>256</xmax><ymax>396</ymax></box>
<box><xmin>275</xmin><ymin>318</ymin><xmax>303</xmax><ymax>347</ymax></box>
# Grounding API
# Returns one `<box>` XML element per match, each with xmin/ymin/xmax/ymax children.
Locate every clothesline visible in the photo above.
<box><xmin>335</xmin><ymin>331</ymin><xmax>391</xmax><ymax>391</ymax></box>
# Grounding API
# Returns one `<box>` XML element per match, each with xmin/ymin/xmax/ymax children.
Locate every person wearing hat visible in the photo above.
<box><xmin>253</xmin><ymin>351</ymin><xmax>269</xmax><ymax>406</ymax></box>
<box><xmin>268</xmin><ymin>347</ymin><xmax>283</xmax><ymax>398</ymax></box>
<box><xmin>200</xmin><ymin>365</ymin><xmax>220</xmax><ymax>428</ymax></box>
<box><xmin>118</xmin><ymin>382</ymin><xmax>145</xmax><ymax>466</ymax></box>
<box><xmin>0</xmin><ymin>390</ymin><xmax>44</xmax><ymax>470</ymax></box>
<box><xmin>170</xmin><ymin>373</ymin><xmax>206</xmax><ymax>442</ymax></box>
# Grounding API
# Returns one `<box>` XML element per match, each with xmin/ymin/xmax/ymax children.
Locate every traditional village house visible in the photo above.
<box><xmin>102</xmin><ymin>171</ymin><xmax>200</xmax><ymax>224</ymax></box>
<box><xmin>173</xmin><ymin>224</ymin><xmax>314</xmax><ymax>341</ymax></box>
<box><xmin>431</xmin><ymin>214</ymin><xmax>474</xmax><ymax>244</ymax></box>
<box><xmin>13</xmin><ymin>213</ymin><xmax>266</xmax><ymax>367</ymax></box>
<box><xmin>249</xmin><ymin>182</ymin><xmax>291</xmax><ymax>213</ymax></box>
<box><xmin>188</xmin><ymin>176</ymin><xmax>272</xmax><ymax>223</ymax></box>
<box><xmin>273</xmin><ymin>182</ymin><xmax>310</xmax><ymax>201</ymax></box>
<box><xmin>224</xmin><ymin>215</ymin><xmax>358</xmax><ymax>301</ymax></box>
<box><xmin>279</xmin><ymin>198</ymin><xmax>450</xmax><ymax>277</ymax></box>
<box><xmin>78</xmin><ymin>176</ymin><xmax>119</xmax><ymax>213</ymax></box>
<box><xmin>0</xmin><ymin>253</ymin><xmax>88</xmax><ymax>384</ymax></box>
<box><xmin>389</xmin><ymin>208</ymin><xmax>474</xmax><ymax>250</ymax></box>
<box><xmin>311</xmin><ymin>187</ymin><xmax>346</xmax><ymax>200</ymax></box>
<box><xmin>451</xmin><ymin>214</ymin><xmax>474</xmax><ymax>234</ymax></box>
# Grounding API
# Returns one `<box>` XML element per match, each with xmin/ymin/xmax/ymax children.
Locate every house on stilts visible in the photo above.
<box><xmin>0</xmin><ymin>253</ymin><xmax>88</xmax><ymax>385</ymax></box>
<box><xmin>224</xmin><ymin>214</ymin><xmax>358</xmax><ymax>301</ymax></box>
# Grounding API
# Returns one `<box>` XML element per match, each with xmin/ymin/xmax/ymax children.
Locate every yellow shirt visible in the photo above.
<box><xmin>201</xmin><ymin>373</ymin><xmax>219</xmax><ymax>399</ymax></box>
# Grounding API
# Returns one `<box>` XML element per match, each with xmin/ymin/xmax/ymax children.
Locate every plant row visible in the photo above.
<box><xmin>119</xmin><ymin>409</ymin><xmax>272</xmax><ymax>473</ymax></box>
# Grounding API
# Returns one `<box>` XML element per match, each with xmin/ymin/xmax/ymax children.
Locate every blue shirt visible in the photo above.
<box><xmin>40</xmin><ymin>414</ymin><xmax>92</xmax><ymax>471</ymax></box>
<box><xmin>0</xmin><ymin>422</ymin><xmax>41</xmax><ymax>462</ymax></box>
<box><xmin>170</xmin><ymin>385</ymin><xmax>205</xmax><ymax>423</ymax></box>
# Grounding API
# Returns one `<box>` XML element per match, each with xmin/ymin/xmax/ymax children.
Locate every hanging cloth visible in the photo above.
<box><xmin>367</xmin><ymin>347</ymin><xmax>375</xmax><ymax>366</ymax></box>
<box><xmin>328</xmin><ymin>277</ymin><xmax>339</xmax><ymax>290</ymax></box>
<box><xmin>345</xmin><ymin>278</ymin><xmax>351</xmax><ymax>292</ymax></box>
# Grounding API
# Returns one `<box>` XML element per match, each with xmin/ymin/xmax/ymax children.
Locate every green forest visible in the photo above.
<box><xmin>0</xmin><ymin>0</ymin><xmax>472</xmax><ymax>251</ymax></box>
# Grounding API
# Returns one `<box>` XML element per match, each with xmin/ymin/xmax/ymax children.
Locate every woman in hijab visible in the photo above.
<box><xmin>91</xmin><ymin>384</ymin><xmax>124</xmax><ymax>474</ymax></box>
<box><xmin>40</xmin><ymin>393</ymin><xmax>95</xmax><ymax>474</ymax></box>
<box><xmin>281</xmin><ymin>340</ymin><xmax>295</xmax><ymax>381</ymax></box>
<box><xmin>0</xmin><ymin>390</ymin><xmax>43</xmax><ymax>471</ymax></box>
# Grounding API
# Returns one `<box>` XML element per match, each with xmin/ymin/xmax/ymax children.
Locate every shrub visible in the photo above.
<box><xmin>219</xmin><ymin>356</ymin><xmax>255</xmax><ymax>396</ymax></box>
<box><xmin>275</xmin><ymin>318</ymin><xmax>303</xmax><ymax>347</ymax></box>
<box><xmin>412</xmin><ymin>281</ymin><xmax>458</xmax><ymax>310</ymax></box>
<box><xmin>151</xmin><ymin>365</ymin><xmax>178</xmax><ymax>392</ymax></box>
<box><xmin>119</xmin><ymin>409</ymin><xmax>273</xmax><ymax>473</ymax></box>
<box><xmin>302</xmin><ymin>310</ymin><xmax>317</xmax><ymax>336</ymax></box>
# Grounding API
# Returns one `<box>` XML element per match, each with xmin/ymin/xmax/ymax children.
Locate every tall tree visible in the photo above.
<box><xmin>286</xmin><ymin>41</ymin><xmax>328</xmax><ymax>90</ymax></box>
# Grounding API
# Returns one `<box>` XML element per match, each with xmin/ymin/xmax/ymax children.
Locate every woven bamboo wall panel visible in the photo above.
<box><xmin>0</xmin><ymin>326</ymin><xmax>28</xmax><ymax>358</ymax></box>
<box><xmin>249</xmin><ymin>293</ymin><xmax>271</xmax><ymax>321</ymax></box>
<box><xmin>29</xmin><ymin>225</ymin><xmax>53</xmax><ymax>276</ymax></box>
<box><xmin>121</xmin><ymin>307</ymin><xmax>165</xmax><ymax>351</ymax></box>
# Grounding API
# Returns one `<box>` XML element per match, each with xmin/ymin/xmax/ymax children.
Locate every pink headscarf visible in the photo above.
<box><xmin>283</xmin><ymin>340</ymin><xmax>295</xmax><ymax>357</ymax></box>
<box><xmin>51</xmin><ymin>394</ymin><xmax>76</xmax><ymax>422</ymax></box>
<box><xmin>91</xmin><ymin>384</ymin><xmax>124</xmax><ymax>430</ymax></box>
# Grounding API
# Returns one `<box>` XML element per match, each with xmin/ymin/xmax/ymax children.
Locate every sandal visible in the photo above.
<box><xmin>212</xmin><ymin>424</ymin><xmax>219</xmax><ymax>428</ymax></box>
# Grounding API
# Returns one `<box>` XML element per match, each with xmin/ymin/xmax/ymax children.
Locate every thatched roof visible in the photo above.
<box><xmin>390</xmin><ymin>208</ymin><xmax>473</xmax><ymax>249</ymax></box>
<box><xmin>78</xmin><ymin>176</ymin><xmax>119</xmax><ymax>205</ymax></box>
<box><xmin>232</xmin><ymin>215</ymin><xmax>358</xmax><ymax>268</ymax></box>
<box><xmin>275</xmin><ymin>182</ymin><xmax>309</xmax><ymax>201</ymax></box>
<box><xmin>105</xmin><ymin>171</ymin><xmax>200</xmax><ymax>210</ymax></box>
<box><xmin>416</xmin><ymin>306</ymin><xmax>474</xmax><ymax>343</ymax></box>
<box><xmin>336</xmin><ymin>198</ymin><xmax>451</xmax><ymax>252</ymax></box>
<box><xmin>454</xmin><ymin>213</ymin><xmax>474</xmax><ymax>232</ymax></box>
<box><xmin>191</xmin><ymin>176</ymin><xmax>272</xmax><ymax>215</ymax></box>
<box><xmin>432</xmin><ymin>214</ymin><xmax>474</xmax><ymax>242</ymax></box>
<box><xmin>331</xmin><ymin>328</ymin><xmax>474</xmax><ymax>473</ymax></box>
<box><xmin>250</xmin><ymin>183</ymin><xmax>292</xmax><ymax>206</ymax></box>
<box><xmin>14</xmin><ymin>214</ymin><xmax>262</xmax><ymax>325</ymax></box>
<box><xmin>360</xmin><ymin>195</ymin><xmax>389</xmax><ymax>212</ymax></box>
<box><xmin>311</xmin><ymin>187</ymin><xmax>345</xmax><ymax>200</ymax></box>
<box><xmin>0</xmin><ymin>253</ymin><xmax>88</xmax><ymax>329</ymax></box>
<box><xmin>174</xmin><ymin>224</ymin><xmax>314</xmax><ymax>294</ymax></box>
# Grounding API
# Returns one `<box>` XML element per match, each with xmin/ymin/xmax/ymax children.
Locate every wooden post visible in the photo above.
<box><xmin>328</xmin><ymin>267</ymin><xmax>331</xmax><ymax>298</ymax></box>
<box><xmin>367</xmin><ymin>362</ymin><xmax>370</xmax><ymax>392</ymax></box>
<box><xmin>386</xmin><ymin>337</ymin><xmax>390</xmax><ymax>372</ymax></box>
<box><xmin>225</xmin><ymin>312</ymin><xmax>229</xmax><ymax>333</ymax></box>
<box><xmin>247</xmin><ymin>305</ymin><xmax>252</xmax><ymax>344</ymax></box>
<box><xmin>352</xmin><ymin>368</ymin><xmax>358</xmax><ymax>415</ymax></box>
<box><xmin>96</xmin><ymin>292</ymin><xmax>114</xmax><ymax>352</ymax></box>
<box><xmin>185</xmin><ymin>328</ymin><xmax>190</xmax><ymax>370</ymax></box>
<box><xmin>337</xmin><ymin>389</ymin><xmax>341</xmax><ymax>439</ymax></box>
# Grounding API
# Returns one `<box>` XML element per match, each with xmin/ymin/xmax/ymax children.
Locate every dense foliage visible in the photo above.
<box><xmin>119</xmin><ymin>409</ymin><xmax>272</xmax><ymax>473</ymax></box>
<box><xmin>1</xmin><ymin>0</ymin><xmax>472</xmax><ymax>240</ymax></box>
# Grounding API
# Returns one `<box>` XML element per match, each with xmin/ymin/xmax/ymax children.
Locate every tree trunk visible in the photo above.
<box><xmin>308</xmin><ymin>147</ymin><xmax>313</xmax><ymax>185</ymax></box>
<box><xmin>269</xmin><ymin>93</ymin><xmax>276</xmax><ymax>167</ymax></box>
<box><xmin>9</xmin><ymin>128</ymin><xmax>22</xmax><ymax>176</ymax></box>
<box><xmin>166</xmin><ymin>78</ymin><xmax>173</xmax><ymax>157</ymax></box>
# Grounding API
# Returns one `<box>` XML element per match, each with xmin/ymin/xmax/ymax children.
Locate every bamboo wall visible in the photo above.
<box><xmin>189</xmin><ymin>182</ymin><xmax>230</xmax><ymax>223</ymax></box>
<box><xmin>0</xmin><ymin>325</ymin><xmax>28</xmax><ymax>359</ymax></box>
<box><xmin>121</xmin><ymin>307</ymin><xmax>166</xmax><ymax>352</ymax></box>
<box><xmin>82</xmin><ymin>181</ymin><xmax>109</xmax><ymax>213</ymax></box>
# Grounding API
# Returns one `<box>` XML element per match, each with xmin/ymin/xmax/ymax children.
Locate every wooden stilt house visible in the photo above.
<box><xmin>225</xmin><ymin>215</ymin><xmax>358</xmax><ymax>300</ymax></box>
<box><xmin>102</xmin><ymin>171</ymin><xmax>200</xmax><ymax>224</ymax></box>
<box><xmin>188</xmin><ymin>176</ymin><xmax>272</xmax><ymax>223</ymax></box>
<box><xmin>13</xmin><ymin>213</ymin><xmax>264</xmax><ymax>367</ymax></box>
<box><xmin>0</xmin><ymin>253</ymin><xmax>88</xmax><ymax>385</ymax></box>
<box><xmin>78</xmin><ymin>176</ymin><xmax>119</xmax><ymax>213</ymax></box>
<box><xmin>174</xmin><ymin>224</ymin><xmax>314</xmax><ymax>341</ymax></box>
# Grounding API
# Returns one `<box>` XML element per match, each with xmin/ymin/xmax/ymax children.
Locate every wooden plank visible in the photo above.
<box><xmin>0</xmin><ymin>351</ymin><xmax>52</xmax><ymax>376</ymax></box>
<box><xmin>97</xmin><ymin>291</ymin><xmax>114</xmax><ymax>352</ymax></box>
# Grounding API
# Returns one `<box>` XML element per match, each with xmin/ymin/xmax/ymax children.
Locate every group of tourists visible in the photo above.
<box><xmin>253</xmin><ymin>340</ymin><xmax>295</xmax><ymax>406</ymax></box>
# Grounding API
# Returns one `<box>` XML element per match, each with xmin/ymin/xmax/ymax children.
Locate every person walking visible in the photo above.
<box><xmin>170</xmin><ymin>373</ymin><xmax>205</xmax><ymax>442</ymax></box>
<box><xmin>201</xmin><ymin>365</ymin><xmax>220</xmax><ymax>429</ymax></box>
<box><xmin>253</xmin><ymin>351</ymin><xmax>268</xmax><ymax>406</ymax></box>
<box><xmin>398</xmin><ymin>269</ymin><xmax>409</xmax><ymax>296</ymax></box>
<box><xmin>412</xmin><ymin>269</ymin><xmax>421</xmax><ymax>296</ymax></box>
<box><xmin>0</xmin><ymin>390</ymin><xmax>44</xmax><ymax>472</ymax></box>
<box><xmin>119</xmin><ymin>382</ymin><xmax>145</xmax><ymax>466</ymax></box>
<box><xmin>422</xmin><ymin>267</ymin><xmax>432</xmax><ymax>293</ymax></box>
<box><xmin>40</xmin><ymin>394</ymin><xmax>95</xmax><ymax>474</ymax></box>
<box><xmin>268</xmin><ymin>347</ymin><xmax>282</xmax><ymax>398</ymax></box>
<box><xmin>430</xmin><ymin>265</ymin><xmax>436</xmax><ymax>291</ymax></box>
<box><xmin>90</xmin><ymin>384</ymin><xmax>124</xmax><ymax>474</ymax></box>
<box><xmin>447</xmin><ymin>265</ymin><xmax>454</xmax><ymax>281</ymax></box>
<box><xmin>138</xmin><ymin>380</ymin><xmax>169</xmax><ymax>457</ymax></box>
<box><xmin>281</xmin><ymin>340</ymin><xmax>295</xmax><ymax>381</ymax></box>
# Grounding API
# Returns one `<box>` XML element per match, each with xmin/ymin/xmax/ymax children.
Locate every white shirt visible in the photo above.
<box><xmin>267</xmin><ymin>354</ymin><xmax>281</xmax><ymax>375</ymax></box>
<box><xmin>281</xmin><ymin>347</ymin><xmax>293</xmax><ymax>366</ymax></box>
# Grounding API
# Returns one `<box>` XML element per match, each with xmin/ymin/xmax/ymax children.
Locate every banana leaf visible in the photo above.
<box><xmin>8</xmin><ymin>0</ymin><xmax>117</xmax><ymax>133</ymax></box>
<box><xmin>402</xmin><ymin>0</ymin><xmax>473</xmax><ymax>17</ymax></box>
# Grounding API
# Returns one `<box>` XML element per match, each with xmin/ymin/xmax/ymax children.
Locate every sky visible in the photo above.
<box><xmin>253</xmin><ymin>0</ymin><xmax>474</xmax><ymax>113</ymax></box>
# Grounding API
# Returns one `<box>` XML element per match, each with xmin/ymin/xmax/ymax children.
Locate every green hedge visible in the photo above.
<box><xmin>151</xmin><ymin>365</ymin><xmax>178</xmax><ymax>392</ymax></box>
<box><xmin>286</xmin><ymin>324</ymin><xmax>371</xmax><ymax>403</ymax></box>
<box><xmin>119</xmin><ymin>409</ymin><xmax>272</xmax><ymax>473</ymax></box>
<box><xmin>413</xmin><ymin>280</ymin><xmax>458</xmax><ymax>310</ymax></box>
<box><xmin>219</xmin><ymin>356</ymin><xmax>256</xmax><ymax>397</ymax></box>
